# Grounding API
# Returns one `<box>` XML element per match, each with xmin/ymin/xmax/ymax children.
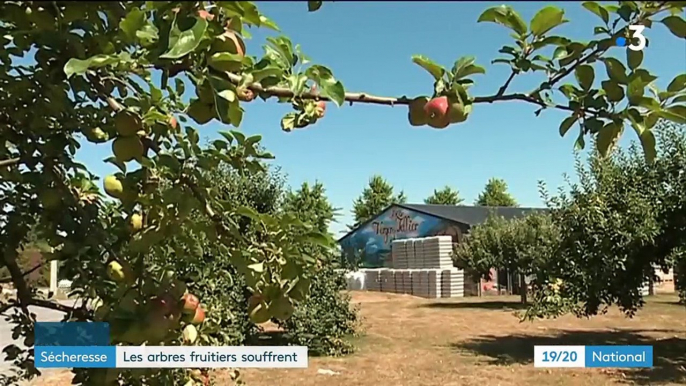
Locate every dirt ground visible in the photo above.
<box><xmin>35</xmin><ymin>291</ymin><xmax>686</xmax><ymax>386</ymax></box>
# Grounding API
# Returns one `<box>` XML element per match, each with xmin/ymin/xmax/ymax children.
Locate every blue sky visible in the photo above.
<box><xmin>73</xmin><ymin>2</ymin><xmax>686</xmax><ymax>236</ymax></box>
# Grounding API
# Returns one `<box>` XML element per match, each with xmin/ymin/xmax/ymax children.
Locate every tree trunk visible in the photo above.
<box><xmin>519</xmin><ymin>273</ymin><xmax>528</xmax><ymax>304</ymax></box>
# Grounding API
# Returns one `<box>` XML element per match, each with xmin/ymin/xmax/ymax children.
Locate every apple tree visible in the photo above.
<box><xmin>524</xmin><ymin>123</ymin><xmax>685</xmax><ymax>320</ymax></box>
<box><xmin>453</xmin><ymin>212</ymin><xmax>560</xmax><ymax>304</ymax></box>
<box><xmin>0</xmin><ymin>1</ymin><xmax>685</xmax><ymax>385</ymax></box>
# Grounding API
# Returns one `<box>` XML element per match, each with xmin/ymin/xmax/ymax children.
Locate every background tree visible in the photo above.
<box><xmin>424</xmin><ymin>186</ymin><xmax>464</xmax><ymax>205</ymax></box>
<box><xmin>454</xmin><ymin>212</ymin><xmax>559</xmax><ymax>304</ymax></box>
<box><xmin>524</xmin><ymin>123</ymin><xmax>686</xmax><ymax>319</ymax></box>
<box><xmin>278</xmin><ymin>181</ymin><xmax>359</xmax><ymax>356</ymax></box>
<box><xmin>351</xmin><ymin>175</ymin><xmax>406</xmax><ymax>227</ymax></box>
<box><xmin>282</xmin><ymin>182</ymin><xmax>338</xmax><ymax>234</ymax></box>
<box><xmin>475</xmin><ymin>178</ymin><xmax>518</xmax><ymax>207</ymax></box>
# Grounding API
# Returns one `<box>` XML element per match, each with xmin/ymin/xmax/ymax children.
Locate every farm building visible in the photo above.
<box><xmin>338</xmin><ymin>203</ymin><xmax>546</xmax><ymax>296</ymax></box>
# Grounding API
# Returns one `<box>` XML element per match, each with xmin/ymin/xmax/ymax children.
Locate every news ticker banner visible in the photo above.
<box><xmin>534</xmin><ymin>345</ymin><xmax>653</xmax><ymax>368</ymax></box>
<box><xmin>35</xmin><ymin>346</ymin><xmax>308</xmax><ymax>369</ymax></box>
<box><xmin>33</xmin><ymin>322</ymin><xmax>653</xmax><ymax>370</ymax></box>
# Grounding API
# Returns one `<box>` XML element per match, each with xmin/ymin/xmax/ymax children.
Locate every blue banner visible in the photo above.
<box><xmin>585</xmin><ymin>346</ymin><xmax>653</xmax><ymax>368</ymax></box>
<box><xmin>35</xmin><ymin>322</ymin><xmax>110</xmax><ymax>346</ymax></box>
<box><xmin>35</xmin><ymin>346</ymin><xmax>116</xmax><ymax>368</ymax></box>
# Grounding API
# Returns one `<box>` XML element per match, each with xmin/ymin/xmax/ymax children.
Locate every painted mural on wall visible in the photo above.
<box><xmin>339</xmin><ymin>206</ymin><xmax>466</xmax><ymax>268</ymax></box>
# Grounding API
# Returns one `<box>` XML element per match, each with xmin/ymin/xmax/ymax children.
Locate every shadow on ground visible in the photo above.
<box><xmin>451</xmin><ymin>329</ymin><xmax>686</xmax><ymax>385</ymax></box>
<box><xmin>421</xmin><ymin>300</ymin><xmax>527</xmax><ymax>311</ymax></box>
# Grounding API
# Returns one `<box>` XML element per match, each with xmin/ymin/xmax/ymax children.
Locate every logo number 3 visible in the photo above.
<box><xmin>628</xmin><ymin>25</ymin><xmax>647</xmax><ymax>51</ymax></box>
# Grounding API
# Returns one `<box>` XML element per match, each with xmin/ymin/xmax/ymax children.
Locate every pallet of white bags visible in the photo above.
<box><xmin>441</xmin><ymin>268</ymin><xmax>464</xmax><ymax>298</ymax></box>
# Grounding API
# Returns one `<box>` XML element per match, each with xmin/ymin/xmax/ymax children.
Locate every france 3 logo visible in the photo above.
<box><xmin>616</xmin><ymin>25</ymin><xmax>647</xmax><ymax>51</ymax></box>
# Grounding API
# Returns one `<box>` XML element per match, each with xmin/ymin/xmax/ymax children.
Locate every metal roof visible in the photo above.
<box><xmin>397</xmin><ymin>204</ymin><xmax>547</xmax><ymax>226</ymax></box>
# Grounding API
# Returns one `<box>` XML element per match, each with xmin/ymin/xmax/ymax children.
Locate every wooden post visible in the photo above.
<box><xmin>49</xmin><ymin>260</ymin><xmax>58</xmax><ymax>297</ymax></box>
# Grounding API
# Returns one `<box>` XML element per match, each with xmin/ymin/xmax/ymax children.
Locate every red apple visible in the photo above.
<box><xmin>181</xmin><ymin>293</ymin><xmax>200</xmax><ymax>315</ymax></box>
<box><xmin>315</xmin><ymin>101</ymin><xmax>326</xmax><ymax>118</ymax></box>
<box><xmin>191</xmin><ymin>306</ymin><xmax>206</xmax><ymax>325</ymax></box>
<box><xmin>424</xmin><ymin>96</ymin><xmax>450</xmax><ymax>129</ymax></box>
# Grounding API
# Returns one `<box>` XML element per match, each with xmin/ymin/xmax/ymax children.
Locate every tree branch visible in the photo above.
<box><xmin>0</xmin><ymin>157</ymin><xmax>20</xmax><ymax>168</ymax></box>
<box><xmin>1</xmin><ymin>297</ymin><xmax>90</xmax><ymax>319</ymax></box>
<box><xmin>0</xmin><ymin>263</ymin><xmax>43</xmax><ymax>284</ymax></box>
<box><xmin>216</xmin><ymin>70</ymin><xmax>608</xmax><ymax>117</ymax></box>
<box><xmin>2</xmin><ymin>252</ymin><xmax>34</xmax><ymax>319</ymax></box>
<box><xmin>496</xmin><ymin>70</ymin><xmax>519</xmax><ymax>98</ymax></box>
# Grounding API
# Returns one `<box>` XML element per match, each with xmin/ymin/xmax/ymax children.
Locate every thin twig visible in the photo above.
<box><xmin>496</xmin><ymin>70</ymin><xmax>519</xmax><ymax>97</ymax></box>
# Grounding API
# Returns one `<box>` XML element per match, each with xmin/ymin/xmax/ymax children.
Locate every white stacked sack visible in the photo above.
<box><xmin>391</xmin><ymin>239</ymin><xmax>409</xmax><ymax>269</ymax></box>
<box><xmin>422</xmin><ymin>236</ymin><xmax>454</xmax><ymax>269</ymax></box>
<box><xmin>441</xmin><ymin>268</ymin><xmax>464</xmax><ymax>297</ymax></box>
<box><xmin>399</xmin><ymin>270</ymin><xmax>412</xmax><ymax>294</ymax></box>
<box><xmin>427</xmin><ymin>269</ymin><xmax>442</xmax><ymax>298</ymax></box>
<box><xmin>344</xmin><ymin>270</ymin><xmax>367</xmax><ymax>290</ymax></box>
<box><xmin>380</xmin><ymin>269</ymin><xmax>395</xmax><ymax>293</ymax></box>
<box><xmin>365</xmin><ymin>269</ymin><xmax>381</xmax><ymax>291</ymax></box>
<box><xmin>407</xmin><ymin>239</ymin><xmax>417</xmax><ymax>269</ymax></box>
<box><xmin>411</xmin><ymin>269</ymin><xmax>429</xmax><ymax>297</ymax></box>
<box><xmin>412</xmin><ymin>239</ymin><xmax>424</xmax><ymax>268</ymax></box>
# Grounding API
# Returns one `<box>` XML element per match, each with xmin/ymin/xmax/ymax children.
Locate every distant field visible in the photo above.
<box><xmin>36</xmin><ymin>292</ymin><xmax>686</xmax><ymax>386</ymax></box>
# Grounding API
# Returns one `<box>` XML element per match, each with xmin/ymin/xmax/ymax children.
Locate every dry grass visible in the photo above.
<box><xmin>35</xmin><ymin>292</ymin><xmax>686</xmax><ymax>386</ymax></box>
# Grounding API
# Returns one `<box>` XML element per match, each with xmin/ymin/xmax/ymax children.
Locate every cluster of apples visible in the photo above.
<box><xmin>102</xmin><ymin>262</ymin><xmax>206</xmax><ymax>345</ymax></box>
<box><xmin>407</xmin><ymin>95</ymin><xmax>472</xmax><ymax>129</ymax></box>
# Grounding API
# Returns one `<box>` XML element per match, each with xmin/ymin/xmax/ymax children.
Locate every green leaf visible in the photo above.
<box><xmin>667</xmin><ymin>74</ymin><xmax>686</xmax><ymax>92</ymax></box>
<box><xmin>477</xmin><ymin>6</ymin><xmax>528</xmax><ymax>36</ymax></box>
<box><xmin>452</xmin><ymin>56</ymin><xmax>474</xmax><ymax>77</ymax></box>
<box><xmin>658</xmin><ymin>106</ymin><xmax>686</xmax><ymax>124</ymax></box>
<box><xmin>251</xmin><ymin>65</ymin><xmax>284</xmax><ymax>83</ymax></box>
<box><xmin>602</xmin><ymin>58</ymin><xmax>629</xmax><ymax>84</ymax></box>
<box><xmin>160</xmin><ymin>17</ymin><xmax>208</xmax><ymax>59</ymax></box>
<box><xmin>259</xmin><ymin>15</ymin><xmax>280</xmax><ymax>31</ymax></box>
<box><xmin>636</xmin><ymin>96</ymin><xmax>661</xmax><ymax>111</ymax></box>
<box><xmin>559</xmin><ymin>116</ymin><xmax>578</xmax><ymax>137</ymax></box>
<box><xmin>582</xmin><ymin>2</ymin><xmax>610</xmax><ymax>24</ymax></box>
<box><xmin>281</xmin><ymin>112</ymin><xmax>297</xmax><ymax>132</ymax></box>
<box><xmin>595</xmin><ymin>121</ymin><xmax>622</xmax><ymax>157</ymax></box>
<box><xmin>307</xmin><ymin>1</ymin><xmax>323</xmax><ymax>12</ymax></box>
<box><xmin>601</xmin><ymin>80</ymin><xmax>624</xmax><ymax>102</ymax></box>
<box><xmin>411</xmin><ymin>55</ymin><xmax>446</xmax><ymax>81</ymax></box>
<box><xmin>119</xmin><ymin>7</ymin><xmax>146</xmax><ymax>42</ymax></box>
<box><xmin>532</xmin><ymin>36</ymin><xmax>571</xmax><ymax>50</ymax></box>
<box><xmin>627</xmin><ymin>49</ymin><xmax>643</xmax><ymax>70</ymax></box>
<box><xmin>627</xmin><ymin>75</ymin><xmax>646</xmax><ymax>104</ymax></box>
<box><xmin>553</xmin><ymin>46</ymin><xmax>568</xmax><ymax>60</ymax></box>
<box><xmin>530</xmin><ymin>6</ymin><xmax>567</xmax><ymax>37</ymax></box>
<box><xmin>103</xmin><ymin>157</ymin><xmax>127</xmax><ymax>174</ymax></box>
<box><xmin>661</xmin><ymin>16</ymin><xmax>686</xmax><ymax>38</ymax></box>
<box><xmin>208</xmin><ymin>52</ymin><xmax>244</xmax><ymax>70</ymax></box>
<box><xmin>632</xmin><ymin>69</ymin><xmax>657</xmax><ymax>85</ymax></box>
<box><xmin>303</xmin><ymin>231</ymin><xmax>333</xmax><ymax>248</ymax></box>
<box><xmin>248</xmin><ymin>262</ymin><xmax>264</xmax><ymax>273</ymax></box>
<box><xmin>136</xmin><ymin>24</ymin><xmax>159</xmax><ymax>47</ymax></box>
<box><xmin>575</xmin><ymin>65</ymin><xmax>594</xmax><ymax>92</ymax></box>
<box><xmin>231</xmin><ymin>130</ymin><xmax>246</xmax><ymax>145</ymax></box>
<box><xmin>64</xmin><ymin>55</ymin><xmax>119</xmax><ymax>79</ymax></box>
<box><xmin>236</xmin><ymin>206</ymin><xmax>261</xmax><ymax>222</ymax></box>
<box><xmin>584</xmin><ymin>118</ymin><xmax>604</xmax><ymax>134</ymax></box>
<box><xmin>639</xmin><ymin>130</ymin><xmax>657</xmax><ymax>163</ymax></box>
<box><xmin>305</xmin><ymin>65</ymin><xmax>345</xmax><ymax>106</ymax></box>
<box><xmin>452</xmin><ymin>57</ymin><xmax>486</xmax><ymax>80</ymax></box>
<box><xmin>574</xmin><ymin>133</ymin><xmax>586</xmax><ymax>150</ymax></box>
